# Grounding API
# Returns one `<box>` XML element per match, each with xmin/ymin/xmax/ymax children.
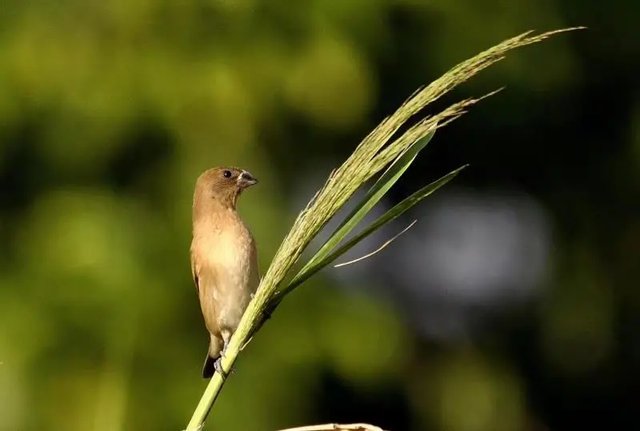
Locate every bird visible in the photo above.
<box><xmin>190</xmin><ymin>166</ymin><xmax>260</xmax><ymax>378</ymax></box>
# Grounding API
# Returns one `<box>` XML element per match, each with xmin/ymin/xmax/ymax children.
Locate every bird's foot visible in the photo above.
<box><xmin>213</xmin><ymin>357</ymin><xmax>228</xmax><ymax>379</ymax></box>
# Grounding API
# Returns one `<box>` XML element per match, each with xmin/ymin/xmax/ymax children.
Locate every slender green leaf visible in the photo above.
<box><xmin>297</xmin><ymin>129</ymin><xmax>437</xmax><ymax>276</ymax></box>
<box><xmin>285</xmin><ymin>165</ymin><xmax>468</xmax><ymax>293</ymax></box>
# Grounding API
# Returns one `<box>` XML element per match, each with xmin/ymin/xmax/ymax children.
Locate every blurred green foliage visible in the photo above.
<box><xmin>1</xmin><ymin>1</ymin><xmax>638</xmax><ymax>431</ymax></box>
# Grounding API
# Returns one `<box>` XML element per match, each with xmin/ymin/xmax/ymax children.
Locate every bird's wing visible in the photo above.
<box><xmin>191</xmin><ymin>252</ymin><xmax>200</xmax><ymax>293</ymax></box>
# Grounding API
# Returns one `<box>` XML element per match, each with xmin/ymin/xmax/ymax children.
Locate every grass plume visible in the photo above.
<box><xmin>184</xmin><ymin>27</ymin><xmax>583</xmax><ymax>431</ymax></box>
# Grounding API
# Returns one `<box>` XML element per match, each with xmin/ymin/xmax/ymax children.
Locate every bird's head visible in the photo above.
<box><xmin>194</xmin><ymin>166</ymin><xmax>258</xmax><ymax>210</ymax></box>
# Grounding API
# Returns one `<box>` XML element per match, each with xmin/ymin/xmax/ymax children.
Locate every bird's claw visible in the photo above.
<box><xmin>214</xmin><ymin>357</ymin><xmax>228</xmax><ymax>379</ymax></box>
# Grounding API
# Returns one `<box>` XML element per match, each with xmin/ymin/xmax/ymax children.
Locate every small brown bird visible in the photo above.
<box><xmin>190</xmin><ymin>166</ymin><xmax>259</xmax><ymax>378</ymax></box>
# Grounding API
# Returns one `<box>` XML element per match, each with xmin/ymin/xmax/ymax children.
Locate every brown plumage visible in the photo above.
<box><xmin>190</xmin><ymin>167</ymin><xmax>259</xmax><ymax>378</ymax></box>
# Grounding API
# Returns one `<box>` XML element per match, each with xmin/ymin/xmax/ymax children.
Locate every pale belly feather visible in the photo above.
<box><xmin>208</xmin><ymin>229</ymin><xmax>254</xmax><ymax>329</ymax></box>
<box><xmin>194</xmin><ymin>220</ymin><xmax>257</xmax><ymax>336</ymax></box>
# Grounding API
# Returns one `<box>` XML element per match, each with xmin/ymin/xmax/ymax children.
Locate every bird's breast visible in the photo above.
<box><xmin>192</xmin><ymin>214</ymin><xmax>258</xmax><ymax>331</ymax></box>
<box><xmin>198</xmin><ymin>224</ymin><xmax>253</xmax><ymax>284</ymax></box>
<box><xmin>212</xmin><ymin>229</ymin><xmax>253</xmax><ymax>284</ymax></box>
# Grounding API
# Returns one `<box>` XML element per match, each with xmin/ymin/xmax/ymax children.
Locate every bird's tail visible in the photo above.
<box><xmin>202</xmin><ymin>354</ymin><xmax>215</xmax><ymax>378</ymax></box>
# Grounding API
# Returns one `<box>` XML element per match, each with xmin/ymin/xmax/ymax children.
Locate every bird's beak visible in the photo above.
<box><xmin>238</xmin><ymin>170</ymin><xmax>258</xmax><ymax>188</ymax></box>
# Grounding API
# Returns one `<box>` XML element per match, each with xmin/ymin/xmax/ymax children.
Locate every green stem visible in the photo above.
<box><xmin>184</xmin><ymin>289</ymin><xmax>271</xmax><ymax>430</ymax></box>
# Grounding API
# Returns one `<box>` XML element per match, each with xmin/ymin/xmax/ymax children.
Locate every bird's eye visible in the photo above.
<box><xmin>223</xmin><ymin>170</ymin><xmax>232</xmax><ymax>178</ymax></box>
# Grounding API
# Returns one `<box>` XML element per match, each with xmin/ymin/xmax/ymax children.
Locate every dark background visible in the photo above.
<box><xmin>1</xmin><ymin>1</ymin><xmax>638</xmax><ymax>430</ymax></box>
